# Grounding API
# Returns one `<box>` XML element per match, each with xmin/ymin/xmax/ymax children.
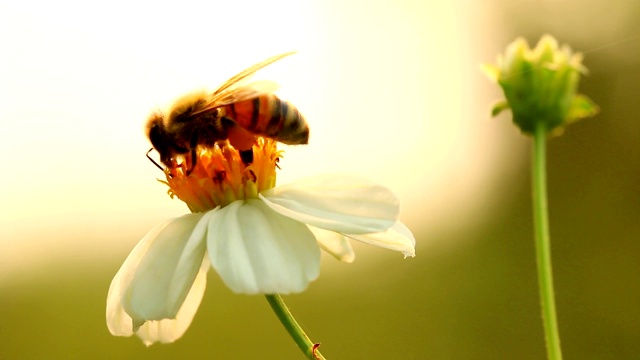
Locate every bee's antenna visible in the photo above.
<box><xmin>146</xmin><ymin>148</ymin><xmax>165</xmax><ymax>172</ymax></box>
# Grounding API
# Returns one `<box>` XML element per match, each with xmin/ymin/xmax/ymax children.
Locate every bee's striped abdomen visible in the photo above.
<box><xmin>225</xmin><ymin>94</ymin><xmax>309</xmax><ymax>145</ymax></box>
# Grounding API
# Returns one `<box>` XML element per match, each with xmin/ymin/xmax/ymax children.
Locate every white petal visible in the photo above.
<box><xmin>109</xmin><ymin>212</ymin><xmax>211</xmax><ymax>334</ymax></box>
<box><xmin>135</xmin><ymin>258</ymin><xmax>210</xmax><ymax>346</ymax></box>
<box><xmin>106</xmin><ymin>266</ymin><xmax>136</xmax><ymax>336</ymax></box>
<box><xmin>344</xmin><ymin>221</ymin><xmax>416</xmax><ymax>258</ymax></box>
<box><xmin>260</xmin><ymin>174</ymin><xmax>399</xmax><ymax>234</ymax></box>
<box><xmin>107</xmin><ymin>218</ymin><xmax>175</xmax><ymax>337</ymax></box>
<box><xmin>309</xmin><ymin>226</ymin><xmax>355</xmax><ymax>263</ymax></box>
<box><xmin>207</xmin><ymin>199</ymin><xmax>320</xmax><ymax>294</ymax></box>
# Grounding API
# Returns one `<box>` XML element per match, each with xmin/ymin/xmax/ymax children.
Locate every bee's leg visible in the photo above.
<box><xmin>224</xmin><ymin>119</ymin><xmax>255</xmax><ymax>165</ymax></box>
<box><xmin>239</xmin><ymin>149</ymin><xmax>254</xmax><ymax>164</ymax></box>
<box><xmin>186</xmin><ymin>133</ymin><xmax>200</xmax><ymax>176</ymax></box>
<box><xmin>185</xmin><ymin>147</ymin><xmax>198</xmax><ymax>176</ymax></box>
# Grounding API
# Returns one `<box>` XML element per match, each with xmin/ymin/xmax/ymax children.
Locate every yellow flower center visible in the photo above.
<box><xmin>162</xmin><ymin>137</ymin><xmax>281</xmax><ymax>213</ymax></box>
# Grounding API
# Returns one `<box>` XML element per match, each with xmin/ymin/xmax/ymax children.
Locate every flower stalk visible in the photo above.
<box><xmin>265</xmin><ymin>294</ymin><xmax>327</xmax><ymax>360</ymax></box>
<box><xmin>532</xmin><ymin>123</ymin><xmax>562</xmax><ymax>360</ymax></box>
<box><xmin>484</xmin><ymin>35</ymin><xmax>600</xmax><ymax>360</ymax></box>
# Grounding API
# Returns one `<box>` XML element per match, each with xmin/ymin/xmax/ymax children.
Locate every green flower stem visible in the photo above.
<box><xmin>265</xmin><ymin>294</ymin><xmax>327</xmax><ymax>360</ymax></box>
<box><xmin>532</xmin><ymin>123</ymin><xmax>563</xmax><ymax>360</ymax></box>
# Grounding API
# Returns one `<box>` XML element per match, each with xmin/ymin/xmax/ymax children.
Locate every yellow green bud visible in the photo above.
<box><xmin>483</xmin><ymin>35</ymin><xmax>599</xmax><ymax>134</ymax></box>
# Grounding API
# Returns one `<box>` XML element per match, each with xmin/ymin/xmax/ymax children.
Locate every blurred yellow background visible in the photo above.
<box><xmin>1</xmin><ymin>0</ymin><xmax>639</xmax><ymax>359</ymax></box>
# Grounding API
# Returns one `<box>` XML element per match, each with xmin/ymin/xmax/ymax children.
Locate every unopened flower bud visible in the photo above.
<box><xmin>483</xmin><ymin>34</ymin><xmax>599</xmax><ymax>134</ymax></box>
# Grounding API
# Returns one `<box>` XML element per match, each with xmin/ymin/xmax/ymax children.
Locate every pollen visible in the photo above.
<box><xmin>163</xmin><ymin>137</ymin><xmax>281</xmax><ymax>212</ymax></box>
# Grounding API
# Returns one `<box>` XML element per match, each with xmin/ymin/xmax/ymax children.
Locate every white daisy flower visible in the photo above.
<box><xmin>107</xmin><ymin>138</ymin><xmax>415</xmax><ymax>345</ymax></box>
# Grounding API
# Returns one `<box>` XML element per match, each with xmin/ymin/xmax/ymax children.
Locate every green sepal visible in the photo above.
<box><xmin>491</xmin><ymin>101</ymin><xmax>510</xmax><ymax>117</ymax></box>
<box><xmin>566</xmin><ymin>94</ymin><xmax>600</xmax><ymax>124</ymax></box>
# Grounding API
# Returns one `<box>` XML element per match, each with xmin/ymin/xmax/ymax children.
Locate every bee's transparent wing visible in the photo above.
<box><xmin>213</xmin><ymin>52</ymin><xmax>294</xmax><ymax>96</ymax></box>
<box><xmin>193</xmin><ymin>52</ymin><xmax>295</xmax><ymax>114</ymax></box>
<box><xmin>208</xmin><ymin>80</ymin><xmax>280</xmax><ymax>108</ymax></box>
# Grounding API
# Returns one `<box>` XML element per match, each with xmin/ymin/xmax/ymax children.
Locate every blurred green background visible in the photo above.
<box><xmin>1</xmin><ymin>0</ymin><xmax>639</xmax><ymax>359</ymax></box>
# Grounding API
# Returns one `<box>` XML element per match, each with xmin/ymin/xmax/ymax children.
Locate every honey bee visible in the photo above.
<box><xmin>146</xmin><ymin>52</ymin><xmax>309</xmax><ymax>174</ymax></box>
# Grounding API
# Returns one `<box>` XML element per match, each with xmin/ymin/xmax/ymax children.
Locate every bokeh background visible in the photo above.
<box><xmin>1</xmin><ymin>0</ymin><xmax>639</xmax><ymax>359</ymax></box>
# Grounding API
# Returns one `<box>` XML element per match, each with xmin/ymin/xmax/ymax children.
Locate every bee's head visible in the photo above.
<box><xmin>146</xmin><ymin>112</ymin><xmax>167</xmax><ymax>152</ymax></box>
<box><xmin>146</xmin><ymin>111</ymin><xmax>190</xmax><ymax>168</ymax></box>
